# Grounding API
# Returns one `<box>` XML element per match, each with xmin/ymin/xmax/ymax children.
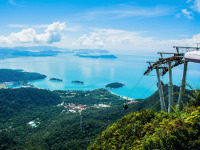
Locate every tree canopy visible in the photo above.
<box><xmin>0</xmin><ymin>69</ymin><xmax>46</xmax><ymax>82</ymax></box>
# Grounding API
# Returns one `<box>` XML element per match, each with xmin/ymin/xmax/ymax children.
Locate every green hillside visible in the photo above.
<box><xmin>88</xmin><ymin>106</ymin><xmax>200</xmax><ymax>149</ymax></box>
<box><xmin>0</xmin><ymin>88</ymin><xmax>129</xmax><ymax>149</ymax></box>
<box><xmin>88</xmin><ymin>87</ymin><xmax>200</xmax><ymax>150</ymax></box>
<box><xmin>131</xmin><ymin>84</ymin><xmax>190</xmax><ymax>112</ymax></box>
<box><xmin>0</xmin><ymin>85</ymin><xmax>193</xmax><ymax>149</ymax></box>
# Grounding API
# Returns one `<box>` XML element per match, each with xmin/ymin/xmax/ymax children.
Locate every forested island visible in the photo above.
<box><xmin>0</xmin><ymin>46</ymin><xmax>117</xmax><ymax>60</ymax></box>
<box><xmin>73</xmin><ymin>49</ymin><xmax>117</xmax><ymax>59</ymax></box>
<box><xmin>73</xmin><ymin>49</ymin><xmax>109</xmax><ymax>54</ymax></box>
<box><xmin>50</xmin><ymin>78</ymin><xmax>63</xmax><ymax>82</ymax></box>
<box><xmin>76</xmin><ymin>54</ymin><xmax>117</xmax><ymax>59</ymax></box>
<box><xmin>106</xmin><ymin>82</ymin><xmax>124</xmax><ymax>89</ymax></box>
<box><xmin>0</xmin><ymin>46</ymin><xmax>75</xmax><ymax>59</ymax></box>
<box><xmin>0</xmin><ymin>48</ymin><xmax>61</xmax><ymax>58</ymax></box>
<box><xmin>0</xmin><ymin>69</ymin><xmax>46</xmax><ymax>83</ymax></box>
<box><xmin>72</xmin><ymin>80</ymin><xmax>84</xmax><ymax>84</ymax></box>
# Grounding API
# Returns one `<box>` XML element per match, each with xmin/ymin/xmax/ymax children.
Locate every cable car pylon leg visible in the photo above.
<box><xmin>156</xmin><ymin>68</ymin><xmax>167</xmax><ymax>112</ymax></box>
<box><xmin>178</xmin><ymin>61</ymin><xmax>188</xmax><ymax>111</ymax></box>
<box><xmin>168</xmin><ymin>61</ymin><xmax>173</xmax><ymax>113</ymax></box>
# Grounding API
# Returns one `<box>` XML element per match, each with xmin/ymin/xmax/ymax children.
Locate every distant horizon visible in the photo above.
<box><xmin>0</xmin><ymin>0</ymin><xmax>200</xmax><ymax>52</ymax></box>
<box><xmin>0</xmin><ymin>45</ymin><xmax>182</xmax><ymax>56</ymax></box>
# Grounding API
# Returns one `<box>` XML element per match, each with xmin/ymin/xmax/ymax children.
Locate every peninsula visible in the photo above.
<box><xmin>0</xmin><ymin>69</ymin><xmax>46</xmax><ymax>83</ymax></box>
<box><xmin>76</xmin><ymin>54</ymin><xmax>117</xmax><ymax>59</ymax></box>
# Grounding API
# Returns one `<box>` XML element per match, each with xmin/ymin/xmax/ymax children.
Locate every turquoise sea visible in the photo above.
<box><xmin>1</xmin><ymin>52</ymin><xmax>200</xmax><ymax>99</ymax></box>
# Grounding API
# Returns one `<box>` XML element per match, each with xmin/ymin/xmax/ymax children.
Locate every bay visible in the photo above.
<box><xmin>1</xmin><ymin>53</ymin><xmax>200</xmax><ymax>99</ymax></box>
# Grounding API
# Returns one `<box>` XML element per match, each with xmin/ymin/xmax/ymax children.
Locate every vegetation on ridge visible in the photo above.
<box><xmin>88</xmin><ymin>87</ymin><xmax>200</xmax><ymax>150</ymax></box>
<box><xmin>0</xmin><ymin>84</ymin><xmax>196</xmax><ymax>150</ymax></box>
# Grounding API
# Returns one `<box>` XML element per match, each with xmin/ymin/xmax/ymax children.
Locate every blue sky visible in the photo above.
<box><xmin>0</xmin><ymin>0</ymin><xmax>200</xmax><ymax>52</ymax></box>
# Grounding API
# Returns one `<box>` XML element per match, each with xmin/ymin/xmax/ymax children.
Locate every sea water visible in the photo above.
<box><xmin>1</xmin><ymin>53</ymin><xmax>200</xmax><ymax>99</ymax></box>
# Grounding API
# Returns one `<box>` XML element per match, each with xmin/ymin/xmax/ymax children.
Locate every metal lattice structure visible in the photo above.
<box><xmin>144</xmin><ymin>46</ymin><xmax>199</xmax><ymax>113</ymax></box>
<box><xmin>144</xmin><ymin>53</ymin><xmax>184</xmax><ymax>76</ymax></box>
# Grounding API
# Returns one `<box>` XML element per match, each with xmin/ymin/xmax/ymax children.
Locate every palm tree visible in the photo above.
<box><xmin>186</xmin><ymin>84</ymin><xmax>200</xmax><ymax>107</ymax></box>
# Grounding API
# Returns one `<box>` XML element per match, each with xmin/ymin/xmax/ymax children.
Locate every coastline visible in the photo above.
<box><xmin>7</xmin><ymin>82</ymin><xmax>137</xmax><ymax>102</ymax></box>
<box><xmin>108</xmin><ymin>90</ymin><xmax>136</xmax><ymax>101</ymax></box>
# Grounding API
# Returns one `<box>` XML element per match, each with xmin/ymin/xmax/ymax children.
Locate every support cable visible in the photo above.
<box><xmin>127</xmin><ymin>74</ymin><xmax>144</xmax><ymax>99</ymax></box>
<box><xmin>140</xmin><ymin>80</ymin><xmax>157</xmax><ymax>99</ymax></box>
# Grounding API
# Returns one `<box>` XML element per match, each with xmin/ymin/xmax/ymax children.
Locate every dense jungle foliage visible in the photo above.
<box><xmin>88</xmin><ymin>105</ymin><xmax>200</xmax><ymax>150</ymax></box>
<box><xmin>0</xmin><ymin>88</ymin><xmax>129</xmax><ymax>149</ymax></box>
<box><xmin>89</xmin><ymin>87</ymin><xmax>200</xmax><ymax>150</ymax></box>
<box><xmin>0</xmin><ymin>84</ymin><xmax>193</xmax><ymax>149</ymax></box>
<box><xmin>106</xmin><ymin>82</ymin><xmax>124</xmax><ymax>89</ymax></box>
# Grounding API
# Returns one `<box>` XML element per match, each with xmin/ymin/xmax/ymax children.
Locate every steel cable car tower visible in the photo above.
<box><xmin>144</xmin><ymin>46</ymin><xmax>200</xmax><ymax>113</ymax></box>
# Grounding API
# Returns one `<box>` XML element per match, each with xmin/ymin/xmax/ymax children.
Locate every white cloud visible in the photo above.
<box><xmin>73</xmin><ymin>28</ymin><xmax>200</xmax><ymax>52</ymax></box>
<box><xmin>179</xmin><ymin>0</ymin><xmax>200</xmax><ymax>19</ymax></box>
<box><xmin>186</xmin><ymin>0</ymin><xmax>192</xmax><ymax>3</ymax></box>
<box><xmin>8</xmin><ymin>0</ymin><xmax>23</xmax><ymax>7</ymax></box>
<box><xmin>2</xmin><ymin>23</ymin><xmax>199</xmax><ymax>52</ymax></box>
<box><xmin>0</xmin><ymin>22</ymin><xmax>66</xmax><ymax>45</ymax></box>
<box><xmin>9</xmin><ymin>28</ymin><xmax>36</xmax><ymax>43</ymax></box>
<box><xmin>178</xmin><ymin>34</ymin><xmax>190</xmax><ymax>37</ymax></box>
<box><xmin>37</xmin><ymin>22</ymin><xmax>65</xmax><ymax>43</ymax></box>
<box><xmin>110</xmin><ymin>6</ymin><xmax>173</xmax><ymax>18</ymax></box>
<box><xmin>184</xmin><ymin>0</ymin><xmax>200</xmax><ymax>14</ymax></box>
<box><xmin>8</xmin><ymin>24</ymin><xmax>28</xmax><ymax>28</ymax></box>
<box><xmin>182</xmin><ymin>9</ymin><xmax>193</xmax><ymax>19</ymax></box>
<box><xmin>8</xmin><ymin>0</ymin><xmax>17</xmax><ymax>5</ymax></box>
<box><xmin>80</xmin><ymin>5</ymin><xmax>174</xmax><ymax>21</ymax></box>
<box><xmin>191</xmin><ymin>0</ymin><xmax>200</xmax><ymax>13</ymax></box>
<box><xmin>8</xmin><ymin>24</ymin><xmax>48</xmax><ymax>29</ymax></box>
<box><xmin>110</xmin><ymin>10</ymin><xmax>161</xmax><ymax>18</ymax></box>
<box><xmin>65</xmin><ymin>26</ymin><xmax>81</xmax><ymax>31</ymax></box>
<box><xmin>8</xmin><ymin>23</ymin><xmax>80</xmax><ymax>31</ymax></box>
<box><xmin>73</xmin><ymin>29</ymin><xmax>157</xmax><ymax>51</ymax></box>
<box><xmin>170</xmin><ymin>33</ymin><xmax>200</xmax><ymax>46</ymax></box>
<box><xmin>33</xmin><ymin>24</ymin><xmax>49</xmax><ymax>28</ymax></box>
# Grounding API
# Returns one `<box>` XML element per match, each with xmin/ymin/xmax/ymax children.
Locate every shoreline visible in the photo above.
<box><xmin>108</xmin><ymin>90</ymin><xmax>136</xmax><ymax>101</ymax></box>
<box><xmin>6</xmin><ymin>84</ymin><xmax>137</xmax><ymax>102</ymax></box>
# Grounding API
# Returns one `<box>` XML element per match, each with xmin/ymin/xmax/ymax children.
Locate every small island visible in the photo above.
<box><xmin>75</xmin><ymin>54</ymin><xmax>117</xmax><ymax>59</ymax></box>
<box><xmin>72</xmin><ymin>81</ymin><xmax>84</xmax><ymax>84</ymax></box>
<box><xmin>50</xmin><ymin>78</ymin><xmax>63</xmax><ymax>82</ymax></box>
<box><xmin>106</xmin><ymin>82</ymin><xmax>124</xmax><ymax>89</ymax></box>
